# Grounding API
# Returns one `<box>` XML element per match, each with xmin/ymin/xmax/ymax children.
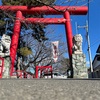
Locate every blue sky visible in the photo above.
<box><xmin>72</xmin><ymin>0</ymin><xmax>100</xmax><ymax>65</ymax></box>
<box><xmin>47</xmin><ymin>0</ymin><xmax>100</xmax><ymax>67</ymax></box>
<box><xmin>52</xmin><ymin>0</ymin><xmax>100</xmax><ymax>67</ymax></box>
<box><xmin>0</xmin><ymin>0</ymin><xmax>100</xmax><ymax>67</ymax></box>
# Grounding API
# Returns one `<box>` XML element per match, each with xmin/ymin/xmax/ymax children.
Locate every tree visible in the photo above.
<box><xmin>18</xmin><ymin>32</ymin><xmax>68</xmax><ymax>70</ymax></box>
<box><xmin>2</xmin><ymin>0</ymin><xmax>56</xmax><ymax>6</ymax></box>
<box><xmin>60</xmin><ymin>57</ymin><xmax>70</xmax><ymax>73</ymax></box>
<box><xmin>1</xmin><ymin>0</ymin><xmax>55</xmax><ymax>38</ymax></box>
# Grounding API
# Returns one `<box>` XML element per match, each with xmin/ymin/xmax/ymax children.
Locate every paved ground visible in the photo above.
<box><xmin>0</xmin><ymin>79</ymin><xmax>100</xmax><ymax>100</ymax></box>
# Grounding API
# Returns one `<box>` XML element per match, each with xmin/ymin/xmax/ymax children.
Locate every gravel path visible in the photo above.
<box><xmin>0</xmin><ymin>79</ymin><xmax>100</xmax><ymax>100</ymax></box>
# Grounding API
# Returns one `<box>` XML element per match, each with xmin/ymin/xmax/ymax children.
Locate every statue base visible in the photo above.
<box><xmin>72</xmin><ymin>53</ymin><xmax>88</xmax><ymax>78</ymax></box>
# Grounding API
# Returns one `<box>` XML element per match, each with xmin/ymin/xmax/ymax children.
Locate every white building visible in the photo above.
<box><xmin>89</xmin><ymin>45</ymin><xmax>100</xmax><ymax>78</ymax></box>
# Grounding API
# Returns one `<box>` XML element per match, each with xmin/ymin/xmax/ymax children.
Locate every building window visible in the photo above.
<box><xmin>97</xmin><ymin>56</ymin><xmax>100</xmax><ymax>61</ymax></box>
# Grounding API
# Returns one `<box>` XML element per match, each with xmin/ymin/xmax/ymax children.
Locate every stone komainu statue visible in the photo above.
<box><xmin>1</xmin><ymin>34</ymin><xmax>11</xmax><ymax>54</ymax></box>
<box><xmin>72</xmin><ymin>34</ymin><xmax>83</xmax><ymax>53</ymax></box>
<box><xmin>0</xmin><ymin>34</ymin><xmax>11</xmax><ymax>78</ymax></box>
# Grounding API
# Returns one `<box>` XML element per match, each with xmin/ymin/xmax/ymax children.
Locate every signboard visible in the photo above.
<box><xmin>51</xmin><ymin>41</ymin><xmax>59</xmax><ymax>62</ymax></box>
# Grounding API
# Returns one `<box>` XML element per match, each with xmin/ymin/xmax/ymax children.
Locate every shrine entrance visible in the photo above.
<box><xmin>0</xmin><ymin>6</ymin><xmax>88</xmax><ymax>76</ymax></box>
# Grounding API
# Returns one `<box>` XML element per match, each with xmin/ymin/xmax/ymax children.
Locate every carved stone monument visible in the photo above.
<box><xmin>0</xmin><ymin>34</ymin><xmax>11</xmax><ymax>78</ymax></box>
<box><xmin>72</xmin><ymin>34</ymin><xmax>88</xmax><ymax>78</ymax></box>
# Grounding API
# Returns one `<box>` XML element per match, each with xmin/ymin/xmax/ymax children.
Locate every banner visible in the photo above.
<box><xmin>51</xmin><ymin>41</ymin><xmax>59</xmax><ymax>62</ymax></box>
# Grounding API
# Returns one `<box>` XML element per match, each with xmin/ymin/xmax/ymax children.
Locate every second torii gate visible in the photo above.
<box><xmin>0</xmin><ymin>6</ymin><xmax>88</xmax><ymax>76</ymax></box>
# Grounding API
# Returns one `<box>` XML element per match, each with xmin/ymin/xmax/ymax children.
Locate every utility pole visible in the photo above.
<box><xmin>76</xmin><ymin>21</ymin><xmax>93</xmax><ymax>73</ymax></box>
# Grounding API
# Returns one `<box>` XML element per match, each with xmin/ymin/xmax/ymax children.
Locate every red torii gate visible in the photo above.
<box><xmin>0</xmin><ymin>6</ymin><xmax>88</xmax><ymax>76</ymax></box>
<box><xmin>35</xmin><ymin>66</ymin><xmax>53</xmax><ymax>78</ymax></box>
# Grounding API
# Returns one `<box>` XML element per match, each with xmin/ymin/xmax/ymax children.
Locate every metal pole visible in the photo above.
<box><xmin>77</xmin><ymin>21</ymin><xmax>93</xmax><ymax>73</ymax></box>
<box><xmin>75</xmin><ymin>22</ymin><xmax>78</xmax><ymax>34</ymax></box>
<box><xmin>86</xmin><ymin>21</ymin><xmax>93</xmax><ymax>72</ymax></box>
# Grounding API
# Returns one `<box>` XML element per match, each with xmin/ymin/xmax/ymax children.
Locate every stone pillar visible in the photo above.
<box><xmin>0</xmin><ymin>34</ymin><xmax>11</xmax><ymax>78</ymax></box>
<box><xmin>72</xmin><ymin>53</ymin><xmax>88</xmax><ymax>78</ymax></box>
<box><xmin>3</xmin><ymin>57</ymin><xmax>11</xmax><ymax>78</ymax></box>
<box><xmin>72</xmin><ymin>34</ymin><xmax>88</xmax><ymax>78</ymax></box>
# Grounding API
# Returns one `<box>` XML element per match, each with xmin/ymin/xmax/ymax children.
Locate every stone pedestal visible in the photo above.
<box><xmin>2</xmin><ymin>57</ymin><xmax>11</xmax><ymax>78</ymax></box>
<box><xmin>72</xmin><ymin>53</ymin><xmax>88</xmax><ymax>78</ymax></box>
